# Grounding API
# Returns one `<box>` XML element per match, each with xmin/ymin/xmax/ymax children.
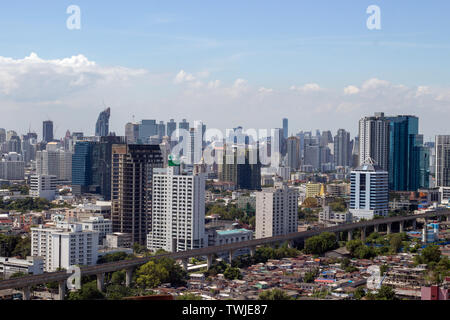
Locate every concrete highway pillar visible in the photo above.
<box><xmin>447</xmin><ymin>215</ymin><xmax>449</xmax><ymax>222</ymax></box>
<box><xmin>335</xmin><ymin>233</ymin><xmax>340</xmax><ymax>242</ymax></box>
<box><xmin>58</xmin><ymin>281</ymin><xmax>66</xmax><ymax>301</ymax></box>
<box><xmin>387</xmin><ymin>223</ymin><xmax>392</xmax><ymax>235</ymax></box>
<box><xmin>229</xmin><ymin>250</ymin><xmax>234</xmax><ymax>264</ymax></box>
<box><xmin>288</xmin><ymin>240</ymin><xmax>294</xmax><ymax>249</ymax></box>
<box><xmin>374</xmin><ymin>224</ymin><xmax>379</xmax><ymax>233</ymax></box>
<box><xmin>207</xmin><ymin>254</ymin><xmax>214</xmax><ymax>270</ymax></box>
<box><xmin>347</xmin><ymin>231</ymin><xmax>353</xmax><ymax>242</ymax></box>
<box><xmin>250</xmin><ymin>246</ymin><xmax>256</xmax><ymax>257</ymax></box>
<box><xmin>182</xmin><ymin>258</ymin><xmax>189</xmax><ymax>271</ymax></box>
<box><xmin>126</xmin><ymin>268</ymin><xmax>134</xmax><ymax>287</ymax></box>
<box><xmin>361</xmin><ymin>227</ymin><xmax>366</xmax><ymax>242</ymax></box>
<box><xmin>412</xmin><ymin>220</ymin><xmax>417</xmax><ymax>230</ymax></box>
<box><xmin>22</xmin><ymin>286</ymin><xmax>31</xmax><ymax>300</ymax></box>
<box><xmin>96</xmin><ymin>273</ymin><xmax>105</xmax><ymax>292</ymax></box>
<box><xmin>399</xmin><ymin>221</ymin><xmax>405</xmax><ymax>233</ymax></box>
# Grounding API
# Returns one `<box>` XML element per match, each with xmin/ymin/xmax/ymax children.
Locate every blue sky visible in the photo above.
<box><xmin>0</xmin><ymin>1</ymin><xmax>450</xmax><ymax>139</ymax></box>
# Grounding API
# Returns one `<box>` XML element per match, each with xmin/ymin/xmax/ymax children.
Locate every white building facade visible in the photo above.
<box><xmin>30</xmin><ymin>175</ymin><xmax>57</xmax><ymax>201</ymax></box>
<box><xmin>349</xmin><ymin>159</ymin><xmax>389</xmax><ymax>221</ymax></box>
<box><xmin>255</xmin><ymin>180</ymin><xmax>299</xmax><ymax>239</ymax></box>
<box><xmin>31</xmin><ymin>224</ymin><xmax>99</xmax><ymax>272</ymax></box>
<box><xmin>147</xmin><ymin>166</ymin><xmax>206</xmax><ymax>253</ymax></box>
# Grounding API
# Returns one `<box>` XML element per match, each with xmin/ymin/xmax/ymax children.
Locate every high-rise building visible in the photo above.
<box><xmin>157</xmin><ymin>121</ymin><xmax>166</xmax><ymax>138</ymax></box>
<box><xmin>179</xmin><ymin>119</ymin><xmax>190</xmax><ymax>132</ymax></box>
<box><xmin>91</xmin><ymin>136</ymin><xmax>125</xmax><ymax>200</ymax></box>
<box><xmin>0</xmin><ymin>129</ymin><xmax>5</xmax><ymax>144</ymax></box>
<box><xmin>72</xmin><ymin>137</ymin><xmax>125</xmax><ymax>199</ymax></box>
<box><xmin>255</xmin><ymin>180</ymin><xmax>299</xmax><ymax>239</ymax></box>
<box><xmin>359</xmin><ymin>112</ymin><xmax>390</xmax><ymax>172</ymax></box>
<box><xmin>334</xmin><ymin>129</ymin><xmax>351</xmax><ymax>167</ymax></box>
<box><xmin>387</xmin><ymin>115</ymin><xmax>425</xmax><ymax>191</ymax></box>
<box><xmin>282</xmin><ymin>118</ymin><xmax>289</xmax><ymax>139</ymax></box>
<box><xmin>42</xmin><ymin>121</ymin><xmax>54</xmax><ymax>143</ymax></box>
<box><xmin>349</xmin><ymin>158</ymin><xmax>389</xmax><ymax>220</ymax></box>
<box><xmin>72</xmin><ymin>141</ymin><xmax>94</xmax><ymax>195</ymax></box>
<box><xmin>147</xmin><ymin>166</ymin><xmax>206</xmax><ymax>252</ymax></box>
<box><xmin>30</xmin><ymin>175</ymin><xmax>57</xmax><ymax>201</ymax></box>
<box><xmin>36</xmin><ymin>148</ymin><xmax>72</xmax><ymax>183</ymax></box>
<box><xmin>167</xmin><ymin>119</ymin><xmax>177</xmax><ymax>139</ymax></box>
<box><xmin>31</xmin><ymin>224</ymin><xmax>99</xmax><ymax>272</ymax></box>
<box><xmin>138</xmin><ymin>120</ymin><xmax>158</xmax><ymax>144</ymax></box>
<box><xmin>95</xmin><ymin>107</ymin><xmax>111</xmax><ymax>137</ymax></box>
<box><xmin>125</xmin><ymin>122</ymin><xmax>139</xmax><ymax>144</ymax></box>
<box><xmin>286</xmin><ymin>136</ymin><xmax>300</xmax><ymax>171</ymax></box>
<box><xmin>0</xmin><ymin>152</ymin><xmax>25</xmax><ymax>181</ymax></box>
<box><xmin>218</xmin><ymin>144</ymin><xmax>261</xmax><ymax>190</ymax></box>
<box><xmin>436</xmin><ymin>135</ymin><xmax>450</xmax><ymax>187</ymax></box>
<box><xmin>111</xmin><ymin>144</ymin><xmax>164</xmax><ymax>245</ymax></box>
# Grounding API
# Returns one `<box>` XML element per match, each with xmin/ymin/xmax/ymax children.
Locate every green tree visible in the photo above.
<box><xmin>354</xmin><ymin>287</ymin><xmax>366</xmax><ymax>300</ymax></box>
<box><xmin>68</xmin><ymin>281</ymin><xmax>105</xmax><ymax>300</ymax></box>
<box><xmin>135</xmin><ymin>261</ymin><xmax>169</xmax><ymax>288</ymax></box>
<box><xmin>177</xmin><ymin>293</ymin><xmax>203</xmax><ymax>300</ymax></box>
<box><xmin>389</xmin><ymin>234</ymin><xmax>405</xmax><ymax>253</ymax></box>
<box><xmin>259</xmin><ymin>289</ymin><xmax>292</xmax><ymax>300</ymax></box>
<box><xmin>304</xmin><ymin>232</ymin><xmax>338</xmax><ymax>255</ymax></box>
<box><xmin>303</xmin><ymin>269</ymin><xmax>318</xmax><ymax>283</ymax></box>
<box><xmin>110</xmin><ymin>270</ymin><xmax>126</xmax><ymax>285</ymax></box>
<box><xmin>223</xmin><ymin>266</ymin><xmax>242</xmax><ymax>280</ymax></box>
<box><xmin>376</xmin><ymin>285</ymin><xmax>396</xmax><ymax>300</ymax></box>
<box><xmin>105</xmin><ymin>285</ymin><xmax>133</xmax><ymax>300</ymax></box>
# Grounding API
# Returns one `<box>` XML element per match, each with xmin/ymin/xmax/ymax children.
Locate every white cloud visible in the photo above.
<box><xmin>344</xmin><ymin>85</ymin><xmax>360</xmax><ymax>95</ymax></box>
<box><xmin>258</xmin><ymin>87</ymin><xmax>273</xmax><ymax>94</ymax></box>
<box><xmin>290</xmin><ymin>83</ymin><xmax>322</xmax><ymax>93</ymax></box>
<box><xmin>0</xmin><ymin>52</ymin><xmax>147</xmax><ymax>99</ymax></box>
<box><xmin>174</xmin><ymin>70</ymin><xmax>196</xmax><ymax>84</ymax></box>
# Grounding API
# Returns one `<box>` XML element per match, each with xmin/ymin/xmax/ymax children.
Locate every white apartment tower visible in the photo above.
<box><xmin>359</xmin><ymin>112</ymin><xmax>390</xmax><ymax>172</ymax></box>
<box><xmin>31</xmin><ymin>224</ymin><xmax>99</xmax><ymax>272</ymax></box>
<box><xmin>349</xmin><ymin>158</ymin><xmax>389</xmax><ymax>221</ymax></box>
<box><xmin>147</xmin><ymin>166</ymin><xmax>206</xmax><ymax>253</ymax></box>
<box><xmin>0</xmin><ymin>152</ymin><xmax>25</xmax><ymax>180</ymax></box>
<box><xmin>255</xmin><ymin>179</ymin><xmax>299</xmax><ymax>239</ymax></box>
<box><xmin>36</xmin><ymin>149</ymin><xmax>72</xmax><ymax>183</ymax></box>
<box><xmin>436</xmin><ymin>135</ymin><xmax>450</xmax><ymax>187</ymax></box>
<box><xmin>30</xmin><ymin>175</ymin><xmax>57</xmax><ymax>201</ymax></box>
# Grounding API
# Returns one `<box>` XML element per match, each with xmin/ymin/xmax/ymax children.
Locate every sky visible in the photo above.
<box><xmin>0</xmin><ymin>0</ymin><xmax>450</xmax><ymax>141</ymax></box>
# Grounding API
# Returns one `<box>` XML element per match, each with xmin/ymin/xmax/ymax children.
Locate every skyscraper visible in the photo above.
<box><xmin>255</xmin><ymin>179</ymin><xmax>299</xmax><ymax>239</ymax></box>
<box><xmin>125</xmin><ymin>122</ymin><xmax>139</xmax><ymax>144</ymax></box>
<box><xmin>386</xmin><ymin>115</ymin><xmax>428</xmax><ymax>191</ymax></box>
<box><xmin>436</xmin><ymin>135</ymin><xmax>450</xmax><ymax>187</ymax></box>
<box><xmin>349</xmin><ymin>158</ymin><xmax>389</xmax><ymax>221</ymax></box>
<box><xmin>157</xmin><ymin>121</ymin><xmax>166</xmax><ymax>138</ymax></box>
<box><xmin>218</xmin><ymin>144</ymin><xmax>261</xmax><ymax>190</ymax></box>
<box><xmin>166</xmin><ymin>119</ymin><xmax>177</xmax><ymax>139</ymax></box>
<box><xmin>138</xmin><ymin>120</ymin><xmax>158</xmax><ymax>143</ymax></box>
<box><xmin>286</xmin><ymin>136</ymin><xmax>300</xmax><ymax>171</ymax></box>
<box><xmin>42</xmin><ymin>121</ymin><xmax>54</xmax><ymax>143</ymax></box>
<box><xmin>334</xmin><ymin>129</ymin><xmax>351</xmax><ymax>167</ymax></box>
<box><xmin>111</xmin><ymin>144</ymin><xmax>163</xmax><ymax>245</ymax></box>
<box><xmin>282</xmin><ymin>118</ymin><xmax>289</xmax><ymax>139</ymax></box>
<box><xmin>359</xmin><ymin>112</ymin><xmax>390</xmax><ymax>172</ymax></box>
<box><xmin>147</xmin><ymin>166</ymin><xmax>206</xmax><ymax>252</ymax></box>
<box><xmin>95</xmin><ymin>107</ymin><xmax>111</xmax><ymax>137</ymax></box>
<box><xmin>71</xmin><ymin>141</ymin><xmax>94</xmax><ymax>195</ymax></box>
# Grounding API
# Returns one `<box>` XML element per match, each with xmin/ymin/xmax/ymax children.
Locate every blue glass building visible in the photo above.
<box><xmin>387</xmin><ymin>115</ymin><xmax>429</xmax><ymax>191</ymax></box>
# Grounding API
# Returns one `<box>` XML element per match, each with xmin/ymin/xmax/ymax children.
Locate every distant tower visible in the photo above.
<box><xmin>95</xmin><ymin>107</ymin><xmax>111</xmax><ymax>137</ymax></box>
<box><xmin>282</xmin><ymin>118</ymin><xmax>289</xmax><ymax>139</ymax></box>
<box><xmin>359</xmin><ymin>112</ymin><xmax>390</xmax><ymax>172</ymax></box>
<box><xmin>42</xmin><ymin>121</ymin><xmax>54</xmax><ymax>143</ymax></box>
